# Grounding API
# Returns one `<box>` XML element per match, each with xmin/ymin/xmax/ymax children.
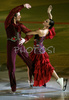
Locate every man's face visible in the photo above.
<box><xmin>16</xmin><ymin>12</ymin><xmax>21</xmax><ymax>21</ymax></box>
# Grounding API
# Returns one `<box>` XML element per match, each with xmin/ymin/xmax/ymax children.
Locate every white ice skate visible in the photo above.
<box><xmin>57</xmin><ymin>78</ymin><xmax>68</xmax><ymax>91</ymax></box>
<box><xmin>10</xmin><ymin>91</ymin><xmax>16</xmax><ymax>94</ymax></box>
<box><xmin>28</xmin><ymin>80</ymin><xmax>33</xmax><ymax>87</ymax></box>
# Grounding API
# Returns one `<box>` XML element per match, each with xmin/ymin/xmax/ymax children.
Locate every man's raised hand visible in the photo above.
<box><xmin>24</xmin><ymin>3</ymin><xmax>31</xmax><ymax>9</ymax></box>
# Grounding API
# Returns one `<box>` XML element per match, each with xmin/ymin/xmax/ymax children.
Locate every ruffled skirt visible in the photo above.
<box><xmin>30</xmin><ymin>50</ymin><xmax>54</xmax><ymax>86</ymax></box>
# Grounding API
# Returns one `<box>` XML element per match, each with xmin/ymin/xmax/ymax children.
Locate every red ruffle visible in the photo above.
<box><xmin>46</xmin><ymin>27</ymin><xmax>56</xmax><ymax>39</ymax></box>
<box><xmin>30</xmin><ymin>51</ymin><xmax>54</xmax><ymax>87</ymax></box>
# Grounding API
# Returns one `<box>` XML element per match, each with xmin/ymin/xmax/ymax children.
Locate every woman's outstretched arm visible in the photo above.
<box><xmin>26</xmin><ymin>29</ymin><xmax>49</xmax><ymax>37</ymax></box>
<box><xmin>47</xmin><ymin>5</ymin><xmax>53</xmax><ymax>19</ymax></box>
<box><xmin>26</xmin><ymin>30</ymin><xmax>40</xmax><ymax>35</ymax></box>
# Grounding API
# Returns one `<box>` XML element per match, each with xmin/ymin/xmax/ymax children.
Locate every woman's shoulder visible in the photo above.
<box><xmin>46</xmin><ymin>27</ymin><xmax>56</xmax><ymax>39</ymax></box>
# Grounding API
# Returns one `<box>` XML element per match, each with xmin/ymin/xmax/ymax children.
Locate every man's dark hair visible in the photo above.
<box><xmin>11</xmin><ymin>13</ymin><xmax>17</xmax><ymax>23</ymax></box>
<box><xmin>14</xmin><ymin>13</ymin><xmax>17</xmax><ymax>17</ymax></box>
<box><xmin>49</xmin><ymin>19</ymin><xmax>54</xmax><ymax>29</ymax></box>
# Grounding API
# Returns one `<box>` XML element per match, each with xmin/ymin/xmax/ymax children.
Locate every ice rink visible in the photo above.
<box><xmin>0</xmin><ymin>68</ymin><xmax>69</xmax><ymax>100</ymax></box>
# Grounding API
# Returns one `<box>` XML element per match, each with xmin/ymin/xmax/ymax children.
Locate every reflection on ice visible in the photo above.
<box><xmin>0</xmin><ymin>80</ymin><xmax>69</xmax><ymax>100</ymax></box>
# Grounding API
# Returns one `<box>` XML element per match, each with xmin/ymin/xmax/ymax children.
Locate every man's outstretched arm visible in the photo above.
<box><xmin>5</xmin><ymin>3</ymin><xmax>31</xmax><ymax>29</ymax></box>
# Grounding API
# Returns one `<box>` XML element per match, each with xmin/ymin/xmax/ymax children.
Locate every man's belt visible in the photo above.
<box><xmin>7</xmin><ymin>36</ymin><xmax>21</xmax><ymax>42</ymax></box>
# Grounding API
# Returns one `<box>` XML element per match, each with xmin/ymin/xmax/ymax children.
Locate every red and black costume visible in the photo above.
<box><xmin>30</xmin><ymin>27</ymin><xmax>56</xmax><ymax>86</ymax></box>
<box><xmin>4</xmin><ymin>5</ymin><xmax>33</xmax><ymax>92</ymax></box>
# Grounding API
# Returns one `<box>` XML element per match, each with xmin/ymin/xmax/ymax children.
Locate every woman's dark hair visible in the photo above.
<box><xmin>49</xmin><ymin>19</ymin><xmax>54</xmax><ymax>29</ymax></box>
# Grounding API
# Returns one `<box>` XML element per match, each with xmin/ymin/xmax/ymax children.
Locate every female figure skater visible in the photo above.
<box><xmin>26</xmin><ymin>5</ymin><xmax>68</xmax><ymax>90</ymax></box>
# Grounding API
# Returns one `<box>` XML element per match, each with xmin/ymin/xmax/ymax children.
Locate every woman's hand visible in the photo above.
<box><xmin>19</xmin><ymin>38</ymin><xmax>25</xmax><ymax>45</ymax></box>
<box><xmin>47</xmin><ymin>5</ymin><xmax>53</xmax><ymax>19</ymax></box>
<box><xmin>47</xmin><ymin>5</ymin><xmax>52</xmax><ymax>14</ymax></box>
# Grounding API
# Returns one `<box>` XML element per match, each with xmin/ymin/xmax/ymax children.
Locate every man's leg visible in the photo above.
<box><xmin>18</xmin><ymin>45</ymin><xmax>33</xmax><ymax>82</ymax></box>
<box><xmin>7</xmin><ymin>47</ymin><xmax>17</xmax><ymax>92</ymax></box>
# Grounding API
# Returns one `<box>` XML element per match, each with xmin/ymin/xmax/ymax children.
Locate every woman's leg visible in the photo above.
<box><xmin>52</xmin><ymin>70</ymin><xmax>59</xmax><ymax>80</ymax></box>
<box><xmin>52</xmin><ymin>70</ymin><xmax>68</xmax><ymax>91</ymax></box>
<box><xmin>52</xmin><ymin>70</ymin><xmax>64</xmax><ymax>90</ymax></box>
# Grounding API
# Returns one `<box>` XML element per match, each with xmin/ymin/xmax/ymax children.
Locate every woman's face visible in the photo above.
<box><xmin>43</xmin><ymin>19</ymin><xmax>50</xmax><ymax>28</ymax></box>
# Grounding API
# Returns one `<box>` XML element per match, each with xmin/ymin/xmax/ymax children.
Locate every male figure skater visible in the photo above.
<box><xmin>4</xmin><ymin>3</ymin><xmax>33</xmax><ymax>92</ymax></box>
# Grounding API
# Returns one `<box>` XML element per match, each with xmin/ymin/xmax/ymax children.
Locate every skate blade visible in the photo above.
<box><xmin>30</xmin><ymin>84</ymin><xmax>33</xmax><ymax>87</ymax></box>
<box><xmin>63</xmin><ymin>79</ymin><xmax>68</xmax><ymax>91</ymax></box>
